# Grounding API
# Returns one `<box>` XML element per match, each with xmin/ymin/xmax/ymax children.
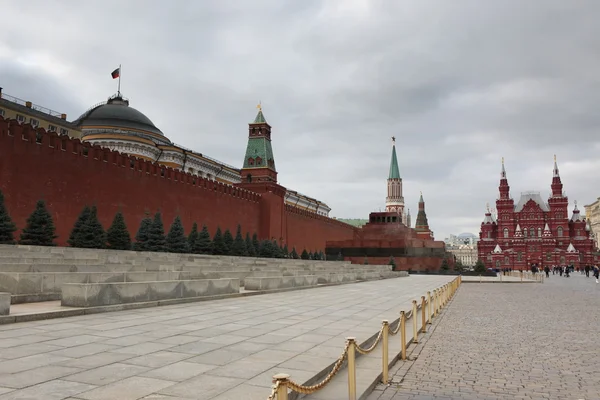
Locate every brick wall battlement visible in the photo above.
<box><xmin>0</xmin><ymin>117</ymin><xmax>261</xmax><ymax>204</ymax></box>
<box><xmin>284</xmin><ymin>204</ymin><xmax>359</xmax><ymax>232</ymax></box>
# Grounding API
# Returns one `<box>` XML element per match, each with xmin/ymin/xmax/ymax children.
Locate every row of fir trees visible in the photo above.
<box><xmin>0</xmin><ymin>191</ymin><xmax>328</xmax><ymax>259</ymax></box>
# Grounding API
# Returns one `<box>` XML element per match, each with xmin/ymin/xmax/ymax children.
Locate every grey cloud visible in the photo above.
<box><xmin>1</xmin><ymin>0</ymin><xmax>600</xmax><ymax>240</ymax></box>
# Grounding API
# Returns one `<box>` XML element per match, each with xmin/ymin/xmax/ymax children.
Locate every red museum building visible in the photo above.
<box><xmin>478</xmin><ymin>158</ymin><xmax>596</xmax><ymax>270</ymax></box>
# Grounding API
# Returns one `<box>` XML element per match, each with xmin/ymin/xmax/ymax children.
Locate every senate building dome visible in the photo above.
<box><xmin>75</xmin><ymin>93</ymin><xmax>241</xmax><ymax>183</ymax></box>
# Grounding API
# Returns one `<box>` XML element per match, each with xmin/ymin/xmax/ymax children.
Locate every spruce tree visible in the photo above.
<box><xmin>231</xmin><ymin>225</ymin><xmax>248</xmax><ymax>256</ymax></box>
<box><xmin>166</xmin><ymin>216</ymin><xmax>189</xmax><ymax>253</ymax></box>
<box><xmin>188</xmin><ymin>222</ymin><xmax>199</xmax><ymax>252</ymax></box>
<box><xmin>252</xmin><ymin>233</ymin><xmax>260</xmax><ymax>255</ymax></box>
<box><xmin>133</xmin><ymin>217</ymin><xmax>152</xmax><ymax>251</ymax></box>
<box><xmin>474</xmin><ymin>259</ymin><xmax>486</xmax><ymax>275</ymax></box>
<box><xmin>388</xmin><ymin>256</ymin><xmax>397</xmax><ymax>271</ymax></box>
<box><xmin>106</xmin><ymin>211</ymin><xmax>131</xmax><ymax>250</ymax></box>
<box><xmin>223</xmin><ymin>228</ymin><xmax>234</xmax><ymax>255</ymax></box>
<box><xmin>259</xmin><ymin>240</ymin><xmax>274</xmax><ymax>258</ymax></box>
<box><xmin>337</xmin><ymin>252</ymin><xmax>344</xmax><ymax>261</ymax></box>
<box><xmin>245</xmin><ymin>233</ymin><xmax>256</xmax><ymax>257</ymax></box>
<box><xmin>301</xmin><ymin>249</ymin><xmax>309</xmax><ymax>260</ymax></box>
<box><xmin>440</xmin><ymin>258</ymin><xmax>449</xmax><ymax>272</ymax></box>
<box><xmin>272</xmin><ymin>240</ymin><xmax>282</xmax><ymax>258</ymax></box>
<box><xmin>0</xmin><ymin>190</ymin><xmax>17</xmax><ymax>244</ymax></box>
<box><xmin>68</xmin><ymin>205</ymin><xmax>91</xmax><ymax>247</ymax></box>
<box><xmin>78</xmin><ymin>206</ymin><xmax>106</xmax><ymax>249</ymax></box>
<box><xmin>290</xmin><ymin>247</ymin><xmax>298</xmax><ymax>259</ymax></box>
<box><xmin>319</xmin><ymin>251</ymin><xmax>325</xmax><ymax>260</ymax></box>
<box><xmin>282</xmin><ymin>244</ymin><xmax>289</xmax><ymax>258</ymax></box>
<box><xmin>194</xmin><ymin>224</ymin><xmax>213</xmax><ymax>254</ymax></box>
<box><xmin>19</xmin><ymin>200</ymin><xmax>57</xmax><ymax>246</ymax></box>
<box><xmin>308</xmin><ymin>251</ymin><xmax>314</xmax><ymax>260</ymax></box>
<box><xmin>212</xmin><ymin>227</ymin><xmax>227</xmax><ymax>255</ymax></box>
<box><xmin>147</xmin><ymin>212</ymin><xmax>166</xmax><ymax>252</ymax></box>
<box><xmin>363</xmin><ymin>256</ymin><xmax>369</xmax><ymax>265</ymax></box>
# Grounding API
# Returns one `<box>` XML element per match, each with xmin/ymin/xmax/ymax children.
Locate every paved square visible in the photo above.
<box><xmin>0</xmin><ymin>275</ymin><xmax>452</xmax><ymax>400</ymax></box>
<box><xmin>369</xmin><ymin>273</ymin><xmax>600</xmax><ymax>400</ymax></box>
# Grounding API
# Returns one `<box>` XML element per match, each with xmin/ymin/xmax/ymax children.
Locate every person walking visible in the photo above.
<box><xmin>594</xmin><ymin>266</ymin><xmax>599</xmax><ymax>284</ymax></box>
<box><xmin>544</xmin><ymin>266</ymin><xmax>550</xmax><ymax>278</ymax></box>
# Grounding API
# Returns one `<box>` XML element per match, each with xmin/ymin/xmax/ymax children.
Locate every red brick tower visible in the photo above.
<box><xmin>496</xmin><ymin>158</ymin><xmax>515</xmax><ymax>239</ymax></box>
<box><xmin>385</xmin><ymin>137</ymin><xmax>406</xmax><ymax>224</ymax></box>
<box><xmin>239</xmin><ymin>104</ymin><xmax>277</xmax><ymax>184</ymax></box>
<box><xmin>236</xmin><ymin>104</ymin><xmax>287</xmax><ymax>243</ymax></box>
<box><xmin>415</xmin><ymin>192</ymin><xmax>432</xmax><ymax>239</ymax></box>
<box><xmin>547</xmin><ymin>155</ymin><xmax>569</xmax><ymax>237</ymax></box>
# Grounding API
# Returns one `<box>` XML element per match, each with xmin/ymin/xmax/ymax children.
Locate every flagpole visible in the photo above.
<box><xmin>118</xmin><ymin>64</ymin><xmax>121</xmax><ymax>96</ymax></box>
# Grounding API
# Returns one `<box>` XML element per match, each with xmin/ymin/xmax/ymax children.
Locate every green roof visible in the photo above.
<box><xmin>242</xmin><ymin>137</ymin><xmax>276</xmax><ymax>170</ymax></box>
<box><xmin>253</xmin><ymin>110</ymin><xmax>267</xmax><ymax>124</ymax></box>
<box><xmin>389</xmin><ymin>145</ymin><xmax>400</xmax><ymax>179</ymax></box>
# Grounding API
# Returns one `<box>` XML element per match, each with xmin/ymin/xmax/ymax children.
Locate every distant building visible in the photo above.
<box><xmin>444</xmin><ymin>232</ymin><xmax>478</xmax><ymax>247</ymax></box>
<box><xmin>0</xmin><ymin>88</ymin><xmax>80</xmax><ymax>138</ymax></box>
<box><xmin>584</xmin><ymin>199</ymin><xmax>600</xmax><ymax>249</ymax></box>
<box><xmin>447</xmin><ymin>244</ymin><xmax>478</xmax><ymax>267</ymax></box>
<box><xmin>478</xmin><ymin>157</ymin><xmax>596</xmax><ymax>269</ymax></box>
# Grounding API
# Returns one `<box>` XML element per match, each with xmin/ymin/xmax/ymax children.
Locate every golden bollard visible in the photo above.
<box><xmin>521</xmin><ymin>271</ymin><xmax>523</xmax><ymax>282</ymax></box>
<box><xmin>412</xmin><ymin>300</ymin><xmax>418</xmax><ymax>343</ymax></box>
<box><xmin>427</xmin><ymin>291</ymin><xmax>432</xmax><ymax>324</ymax></box>
<box><xmin>400</xmin><ymin>311</ymin><xmax>407</xmax><ymax>360</ymax></box>
<box><xmin>346</xmin><ymin>337</ymin><xmax>357</xmax><ymax>400</ymax></box>
<box><xmin>421</xmin><ymin>296</ymin><xmax>427</xmax><ymax>333</ymax></box>
<box><xmin>433</xmin><ymin>289</ymin><xmax>438</xmax><ymax>317</ymax></box>
<box><xmin>273</xmin><ymin>373</ymin><xmax>290</xmax><ymax>400</ymax></box>
<box><xmin>382</xmin><ymin>320</ymin><xmax>389</xmax><ymax>383</ymax></box>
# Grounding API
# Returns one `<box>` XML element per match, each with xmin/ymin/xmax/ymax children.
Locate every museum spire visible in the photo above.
<box><xmin>499</xmin><ymin>157</ymin><xmax>510</xmax><ymax>200</ymax></box>
<box><xmin>551</xmin><ymin>154</ymin><xmax>563</xmax><ymax>197</ymax></box>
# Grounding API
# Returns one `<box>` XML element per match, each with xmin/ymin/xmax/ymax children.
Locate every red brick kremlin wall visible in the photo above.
<box><xmin>0</xmin><ymin>118</ymin><xmax>357</xmax><ymax>252</ymax></box>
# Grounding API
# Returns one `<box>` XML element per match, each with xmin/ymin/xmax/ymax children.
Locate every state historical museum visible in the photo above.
<box><xmin>478</xmin><ymin>158</ymin><xmax>596</xmax><ymax>269</ymax></box>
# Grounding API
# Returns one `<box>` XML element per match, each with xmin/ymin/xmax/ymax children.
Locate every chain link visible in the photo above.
<box><xmin>267</xmin><ymin>380</ymin><xmax>280</xmax><ymax>400</ymax></box>
<box><xmin>355</xmin><ymin>325</ymin><xmax>384</xmax><ymax>355</ymax></box>
<box><xmin>284</xmin><ymin>340</ymin><xmax>351</xmax><ymax>394</ymax></box>
<box><xmin>389</xmin><ymin>318</ymin><xmax>401</xmax><ymax>335</ymax></box>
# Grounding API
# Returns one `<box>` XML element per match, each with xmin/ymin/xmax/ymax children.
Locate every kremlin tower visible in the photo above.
<box><xmin>385</xmin><ymin>137</ymin><xmax>407</xmax><ymax>225</ymax></box>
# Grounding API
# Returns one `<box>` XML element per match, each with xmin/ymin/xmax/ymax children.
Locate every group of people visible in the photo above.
<box><xmin>501</xmin><ymin>264</ymin><xmax>600</xmax><ymax>283</ymax></box>
<box><xmin>546</xmin><ymin>264</ymin><xmax>600</xmax><ymax>283</ymax></box>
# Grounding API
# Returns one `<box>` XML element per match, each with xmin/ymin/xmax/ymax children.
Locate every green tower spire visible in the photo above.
<box><xmin>241</xmin><ymin>103</ymin><xmax>278</xmax><ymax>183</ymax></box>
<box><xmin>388</xmin><ymin>139</ymin><xmax>400</xmax><ymax>179</ymax></box>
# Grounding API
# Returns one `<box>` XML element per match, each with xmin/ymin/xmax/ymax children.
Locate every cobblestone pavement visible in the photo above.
<box><xmin>368</xmin><ymin>273</ymin><xmax>600</xmax><ymax>400</ymax></box>
<box><xmin>0</xmin><ymin>275</ymin><xmax>453</xmax><ymax>400</ymax></box>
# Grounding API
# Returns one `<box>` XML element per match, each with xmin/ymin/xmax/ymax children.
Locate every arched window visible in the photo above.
<box><xmin>247</xmin><ymin>158</ymin><xmax>254</xmax><ymax>166</ymax></box>
<box><xmin>530</xmin><ymin>228</ymin><xmax>535</xmax><ymax>237</ymax></box>
<box><xmin>538</xmin><ymin>227</ymin><xmax>542</xmax><ymax>237</ymax></box>
<box><xmin>505</xmin><ymin>256</ymin><xmax>510</xmax><ymax>265</ymax></box>
<box><xmin>557</xmin><ymin>226</ymin><xmax>563</xmax><ymax>237</ymax></box>
<box><xmin>503</xmin><ymin>228</ymin><xmax>509</xmax><ymax>238</ymax></box>
<box><xmin>517</xmin><ymin>252</ymin><xmax>522</xmax><ymax>261</ymax></box>
<box><xmin>523</xmin><ymin>229</ymin><xmax>528</xmax><ymax>238</ymax></box>
<box><xmin>487</xmin><ymin>232</ymin><xmax>491</xmax><ymax>239</ymax></box>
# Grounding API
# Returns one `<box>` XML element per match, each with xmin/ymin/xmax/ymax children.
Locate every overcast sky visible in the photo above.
<box><xmin>2</xmin><ymin>0</ymin><xmax>599</xmax><ymax>240</ymax></box>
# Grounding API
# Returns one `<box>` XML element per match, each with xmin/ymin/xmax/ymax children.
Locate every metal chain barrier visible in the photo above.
<box><xmin>355</xmin><ymin>325</ymin><xmax>385</xmax><ymax>355</ymax></box>
<box><xmin>284</xmin><ymin>339</ymin><xmax>351</xmax><ymax>395</ymax></box>
<box><xmin>267</xmin><ymin>276</ymin><xmax>462</xmax><ymax>400</ymax></box>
